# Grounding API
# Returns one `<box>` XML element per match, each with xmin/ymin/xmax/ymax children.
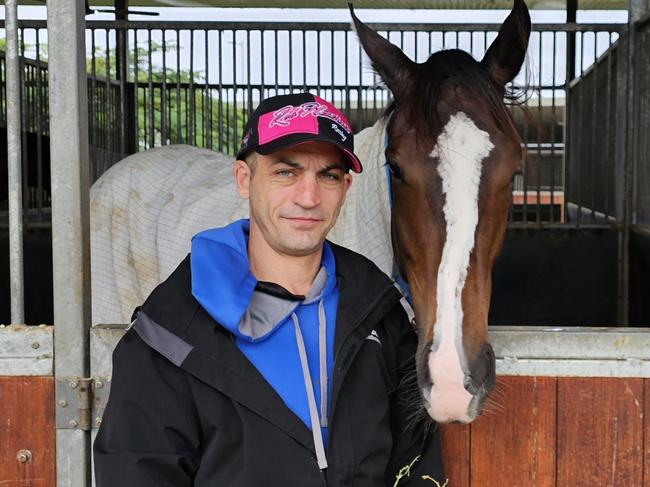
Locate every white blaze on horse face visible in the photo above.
<box><xmin>428</xmin><ymin>112</ymin><xmax>494</xmax><ymax>423</ymax></box>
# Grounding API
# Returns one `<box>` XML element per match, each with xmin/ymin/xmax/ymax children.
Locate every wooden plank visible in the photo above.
<box><xmin>469</xmin><ymin>376</ymin><xmax>556</xmax><ymax>486</ymax></box>
<box><xmin>643</xmin><ymin>379</ymin><xmax>650</xmax><ymax>487</ymax></box>
<box><xmin>557</xmin><ymin>377</ymin><xmax>644</xmax><ymax>487</ymax></box>
<box><xmin>439</xmin><ymin>423</ymin><xmax>470</xmax><ymax>487</ymax></box>
<box><xmin>0</xmin><ymin>376</ymin><xmax>55</xmax><ymax>486</ymax></box>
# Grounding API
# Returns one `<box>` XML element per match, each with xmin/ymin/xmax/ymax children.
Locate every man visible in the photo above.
<box><xmin>94</xmin><ymin>93</ymin><xmax>445</xmax><ymax>486</ymax></box>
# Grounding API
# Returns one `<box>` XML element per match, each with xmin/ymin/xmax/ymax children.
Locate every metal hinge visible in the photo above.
<box><xmin>55</xmin><ymin>376</ymin><xmax>111</xmax><ymax>431</ymax></box>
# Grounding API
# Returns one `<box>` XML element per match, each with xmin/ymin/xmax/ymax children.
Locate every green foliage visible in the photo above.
<box><xmin>88</xmin><ymin>42</ymin><xmax>245</xmax><ymax>155</ymax></box>
<box><xmin>1</xmin><ymin>37</ymin><xmax>245</xmax><ymax>155</ymax></box>
<box><xmin>136</xmin><ymin>86</ymin><xmax>247</xmax><ymax>154</ymax></box>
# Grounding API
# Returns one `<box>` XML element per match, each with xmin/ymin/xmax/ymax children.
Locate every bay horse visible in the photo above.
<box><xmin>350</xmin><ymin>0</ymin><xmax>530</xmax><ymax>423</ymax></box>
<box><xmin>90</xmin><ymin>0</ymin><xmax>530</xmax><ymax>425</ymax></box>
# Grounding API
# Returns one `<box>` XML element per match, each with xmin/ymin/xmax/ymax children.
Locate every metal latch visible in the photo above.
<box><xmin>91</xmin><ymin>377</ymin><xmax>111</xmax><ymax>429</ymax></box>
<box><xmin>56</xmin><ymin>377</ymin><xmax>111</xmax><ymax>431</ymax></box>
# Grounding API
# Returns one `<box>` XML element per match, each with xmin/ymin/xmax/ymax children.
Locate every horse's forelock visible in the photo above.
<box><xmin>384</xmin><ymin>49</ymin><xmax>524</xmax><ymax>147</ymax></box>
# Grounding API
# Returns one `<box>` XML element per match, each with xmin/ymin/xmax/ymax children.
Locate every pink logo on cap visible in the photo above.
<box><xmin>258</xmin><ymin>95</ymin><xmax>352</xmax><ymax>145</ymax></box>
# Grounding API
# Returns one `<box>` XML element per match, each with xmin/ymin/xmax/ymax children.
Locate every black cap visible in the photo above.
<box><xmin>236</xmin><ymin>92</ymin><xmax>362</xmax><ymax>173</ymax></box>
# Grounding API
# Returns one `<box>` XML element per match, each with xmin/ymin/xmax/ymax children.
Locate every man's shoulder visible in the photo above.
<box><xmin>140</xmin><ymin>254</ymin><xmax>200</xmax><ymax>335</ymax></box>
<box><xmin>327</xmin><ymin>240</ymin><xmax>393</xmax><ymax>286</ymax></box>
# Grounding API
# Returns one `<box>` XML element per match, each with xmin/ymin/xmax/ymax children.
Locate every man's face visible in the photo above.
<box><xmin>234</xmin><ymin>141</ymin><xmax>353</xmax><ymax>257</ymax></box>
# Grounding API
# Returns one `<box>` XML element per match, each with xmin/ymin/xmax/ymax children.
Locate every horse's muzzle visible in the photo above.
<box><xmin>417</xmin><ymin>340</ymin><xmax>496</xmax><ymax>424</ymax></box>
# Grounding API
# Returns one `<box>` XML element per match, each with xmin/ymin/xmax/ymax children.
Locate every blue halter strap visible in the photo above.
<box><xmin>384</xmin><ymin>126</ymin><xmax>412</xmax><ymax>305</ymax></box>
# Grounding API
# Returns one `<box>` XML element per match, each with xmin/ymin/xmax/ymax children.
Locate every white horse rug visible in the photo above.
<box><xmin>90</xmin><ymin>118</ymin><xmax>392</xmax><ymax>325</ymax></box>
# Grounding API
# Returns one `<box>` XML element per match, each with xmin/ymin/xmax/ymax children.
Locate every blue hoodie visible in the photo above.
<box><xmin>190</xmin><ymin>219</ymin><xmax>338</xmax><ymax>454</ymax></box>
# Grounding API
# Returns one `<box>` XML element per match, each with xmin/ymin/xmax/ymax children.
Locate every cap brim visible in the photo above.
<box><xmin>252</xmin><ymin>134</ymin><xmax>363</xmax><ymax>173</ymax></box>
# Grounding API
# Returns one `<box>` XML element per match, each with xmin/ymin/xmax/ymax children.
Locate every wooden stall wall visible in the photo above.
<box><xmin>0</xmin><ymin>377</ymin><xmax>56</xmax><ymax>487</ymax></box>
<box><xmin>440</xmin><ymin>376</ymin><xmax>648</xmax><ymax>487</ymax></box>
<box><xmin>1</xmin><ymin>374</ymin><xmax>648</xmax><ymax>486</ymax></box>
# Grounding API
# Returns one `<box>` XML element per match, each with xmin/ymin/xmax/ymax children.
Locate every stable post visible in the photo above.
<box><xmin>619</xmin><ymin>0</ymin><xmax>648</xmax><ymax>325</ymax></box>
<box><xmin>5</xmin><ymin>0</ymin><xmax>25</xmax><ymax>324</ymax></box>
<box><xmin>46</xmin><ymin>0</ymin><xmax>92</xmax><ymax>485</ymax></box>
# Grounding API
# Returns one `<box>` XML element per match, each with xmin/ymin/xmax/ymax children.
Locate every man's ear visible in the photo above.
<box><xmin>340</xmin><ymin>173</ymin><xmax>353</xmax><ymax>204</ymax></box>
<box><xmin>233</xmin><ymin>159</ymin><xmax>251</xmax><ymax>198</ymax></box>
<box><xmin>343</xmin><ymin>173</ymin><xmax>353</xmax><ymax>192</ymax></box>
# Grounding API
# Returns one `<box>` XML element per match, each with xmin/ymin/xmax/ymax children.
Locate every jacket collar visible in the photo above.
<box><xmin>142</xmin><ymin>244</ymin><xmax>403</xmax><ymax>455</ymax></box>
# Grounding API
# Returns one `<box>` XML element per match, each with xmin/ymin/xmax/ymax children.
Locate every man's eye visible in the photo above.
<box><xmin>321</xmin><ymin>172</ymin><xmax>340</xmax><ymax>181</ymax></box>
<box><xmin>276</xmin><ymin>169</ymin><xmax>294</xmax><ymax>177</ymax></box>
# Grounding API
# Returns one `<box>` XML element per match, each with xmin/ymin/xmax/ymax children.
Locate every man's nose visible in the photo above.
<box><xmin>294</xmin><ymin>175</ymin><xmax>321</xmax><ymax>208</ymax></box>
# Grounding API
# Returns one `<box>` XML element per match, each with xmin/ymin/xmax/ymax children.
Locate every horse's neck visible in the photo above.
<box><xmin>328</xmin><ymin>118</ymin><xmax>394</xmax><ymax>276</ymax></box>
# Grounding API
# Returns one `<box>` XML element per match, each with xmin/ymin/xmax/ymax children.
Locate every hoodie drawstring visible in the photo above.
<box><xmin>317</xmin><ymin>299</ymin><xmax>328</xmax><ymax>428</ymax></box>
<box><xmin>292</xmin><ymin>303</ymin><xmax>328</xmax><ymax>470</ymax></box>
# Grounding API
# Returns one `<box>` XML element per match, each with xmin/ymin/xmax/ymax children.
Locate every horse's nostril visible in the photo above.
<box><xmin>464</xmin><ymin>374</ymin><xmax>478</xmax><ymax>395</ymax></box>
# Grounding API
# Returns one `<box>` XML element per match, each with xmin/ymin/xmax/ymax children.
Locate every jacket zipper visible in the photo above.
<box><xmin>328</xmin><ymin>283</ymin><xmax>401</xmax><ymax>429</ymax></box>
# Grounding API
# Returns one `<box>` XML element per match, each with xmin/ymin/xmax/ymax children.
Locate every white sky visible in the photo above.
<box><xmin>4</xmin><ymin>6</ymin><xmax>629</xmax><ymax>23</ymax></box>
<box><xmin>2</xmin><ymin>6</ymin><xmax>628</xmax><ymax>103</ymax></box>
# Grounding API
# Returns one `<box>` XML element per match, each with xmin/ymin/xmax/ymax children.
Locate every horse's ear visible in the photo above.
<box><xmin>349</xmin><ymin>3</ymin><xmax>417</xmax><ymax>103</ymax></box>
<box><xmin>481</xmin><ymin>0</ymin><xmax>531</xmax><ymax>86</ymax></box>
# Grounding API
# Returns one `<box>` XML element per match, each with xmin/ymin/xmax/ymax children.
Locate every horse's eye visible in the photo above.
<box><xmin>388</xmin><ymin>159</ymin><xmax>402</xmax><ymax>180</ymax></box>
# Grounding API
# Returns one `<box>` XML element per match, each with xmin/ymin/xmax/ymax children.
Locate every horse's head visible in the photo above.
<box><xmin>351</xmin><ymin>0</ymin><xmax>530</xmax><ymax>423</ymax></box>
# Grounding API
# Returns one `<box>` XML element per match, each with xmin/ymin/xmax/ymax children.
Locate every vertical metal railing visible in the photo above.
<box><xmin>633</xmin><ymin>15</ymin><xmax>650</xmax><ymax>228</ymax></box>
<box><xmin>566</xmin><ymin>34</ymin><xmax>623</xmax><ymax>224</ymax></box>
<box><xmin>5</xmin><ymin>0</ymin><xmax>25</xmax><ymax>324</ymax></box>
<box><xmin>0</xmin><ymin>19</ymin><xmax>626</xmax><ymax>226</ymax></box>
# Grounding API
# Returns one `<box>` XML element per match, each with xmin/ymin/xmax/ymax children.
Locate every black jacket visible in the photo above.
<box><xmin>94</xmin><ymin>243</ymin><xmax>445</xmax><ymax>486</ymax></box>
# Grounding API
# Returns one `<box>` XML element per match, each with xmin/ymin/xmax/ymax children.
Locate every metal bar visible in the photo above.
<box><xmin>566</xmin><ymin>0</ymin><xmax>577</xmax><ymax>83</ymax></box>
<box><xmin>357</xmin><ymin>33</ymin><xmax>363</xmax><ymax>129</ymax></box>
<box><xmin>521</xmin><ymin>30</ymin><xmax>530</xmax><ymax>224</ymax></box>
<box><xmin>218</xmin><ymin>29</ymin><xmax>224</xmax><ymax>152</ymax></box>
<box><xmin>575</xmin><ymin>31</ymin><xmax>584</xmax><ymax>226</ymax></box>
<box><xmin>536</xmin><ymin>31</ymin><xmax>542</xmax><ymax>224</ymax></box>
<box><xmin>344</xmin><ymin>30</ymin><xmax>349</xmax><ymax>116</ymax></box>
<box><xmin>20</xmin><ymin>32</ymin><xmax>29</xmax><ymax>216</ymax></box>
<box><xmin>550</xmin><ymin>31</ymin><xmax>557</xmax><ymax>223</ymax></box>
<box><xmin>261</xmin><ymin>28</ymin><xmax>267</xmax><ymax>100</ymax></box>
<box><xmin>619</xmin><ymin>0</ymin><xmax>648</xmax><ymax>323</ymax></box>
<box><xmin>275</xmin><ymin>29</ymin><xmax>279</xmax><ymax>94</ymax></box>
<box><xmin>289</xmin><ymin>29</ymin><xmax>293</xmax><ymax>90</ymax></box>
<box><xmin>46</xmin><ymin>1</ymin><xmax>91</xmax><ymax>485</ymax></box>
<box><xmin>105</xmin><ymin>29</ymin><xmax>111</xmax><ymax>160</ymax></box>
<box><xmin>0</xmin><ymin>18</ymin><xmax>626</xmax><ymax>34</ymax></box>
<box><xmin>590</xmin><ymin>32</ymin><xmax>598</xmax><ymax>221</ymax></box>
<box><xmin>90</xmin><ymin>31</ymin><xmax>97</xmax><ymax>150</ymax></box>
<box><xmin>301</xmin><ymin>30</ymin><xmax>306</xmax><ymax>92</ymax></box>
<box><xmin>133</xmin><ymin>29</ymin><xmax>140</xmax><ymax>150</ymax></box>
<box><xmin>175</xmin><ymin>29</ymin><xmax>181</xmax><ymax>144</ymax></box>
<box><xmin>116</xmin><ymin>2</ymin><xmax>128</xmax><ymax>157</ymax></box>
<box><xmin>148</xmin><ymin>29</ymin><xmax>154</xmax><ymax>148</ymax></box>
<box><xmin>604</xmin><ymin>32</ymin><xmax>613</xmax><ymax>218</ymax></box>
<box><xmin>5</xmin><ymin>0</ymin><xmax>25</xmax><ymax>324</ymax></box>
<box><xmin>162</xmin><ymin>29</ymin><xmax>168</xmax><ymax>145</ymax></box>
<box><xmin>247</xmin><ymin>29</ymin><xmax>252</xmax><ymax>119</ymax></box>
<box><xmin>316</xmin><ymin>30</ymin><xmax>320</xmax><ymax>97</ymax></box>
<box><xmin>35</xmin><ymin>28</ymin><xmax>44</xmax><ymax>214</ymax></box>
<box><xmin>189</xmin><ymin>29</ymin><xmax>195</xmax><ymax>146</ymax></box>
<box><xmin>330</xmin><ymin>30</ymin><xmax>334</xmax><ymax>109</ymax></box>
<box><xmin>225</xmin><ymin>74</ymin><xmax>230</xmax><ymax>154</ymax></box>
<box><xmin>233</xmin><ymin>29</ymin><xmax>238</xmax><ymax>152</ymax></box>
<box><xmin>564</xmin><ymin>1</ymin><xmax>577</xmax><ymax>226</ymax></box>
<box><xmin>205</xmin><ymin>29</ymin><xmax>211</xmax><ymax>148</ymax></box>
